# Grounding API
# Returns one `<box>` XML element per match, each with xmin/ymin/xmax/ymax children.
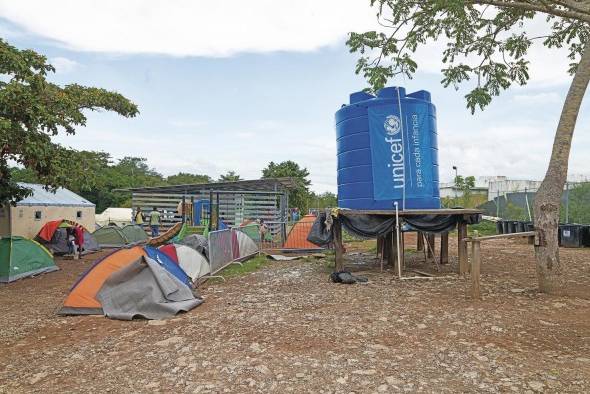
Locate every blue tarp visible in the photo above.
<box><xmin>143</xmin><ymin>246</ymin><xmax>192</xmax><ymax>287</ymax></box>
<box><xmin>368</xmin><ymin>103</ymin><xmax>434</xmax><ymax>201</ymax></box>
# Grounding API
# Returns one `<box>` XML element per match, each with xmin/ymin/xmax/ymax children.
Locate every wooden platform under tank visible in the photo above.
<box><xmin>332</xmin><ymin>208</ymin><xmax>484</xmax><ymax>276</ymax></box>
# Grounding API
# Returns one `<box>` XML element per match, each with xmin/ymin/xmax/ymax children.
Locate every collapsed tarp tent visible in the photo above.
<box><xmin>120</xmin><ymin>224</ymin><xmax>149</xmax><ymax>244</ymax></box>
<box><xmin>59</xmin><ymin>245</ymin><xmax>193</xmax><ymax>316</ymax></box>
<box><xmin>92</xmin><ymin>226</ymin><xmax>129</xmax><ymax>248</ymax></box>
<box><xmin>143</xmin><ymin>246</ymin><xmax>192</xmax><ymax>286</ymax></box>
<box><xmin>159</xmin><ymin>243</ymin><xmax>210</xmax><ymax>281</ymax></box>
<box><xmin>0</xmin><ymin>236</ymin><xmax>58</xmax><ymax>282</ymax></box>
<box><xmin>96</xmin><ymin>255</ymin><xmax>202</xmax><ymax>320</ymax></box>
<box><xmin>35</xmin><ymin>220</ymin><xmax>100</xmax><ymax>255</ymax></box>
<box><xmin>283</xmin><ymin>214</ymin><xmax>323</xmax><ymax>250</ymax></box>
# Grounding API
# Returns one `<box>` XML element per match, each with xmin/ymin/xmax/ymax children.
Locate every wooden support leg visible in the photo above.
<box><xmin>426</xmin><ymin>234</ymin><xmax>435</xmax><ymax>260</ymax></box>
<box><xmin>417</xmin><ymin>232</ymin><xmax>424</xmax><ymax>251</ymax></box>
<box><xmin>389</xmin><ymin>231</ymin><xmax>396</xmax><ymax>267</ymax></box>
<box><xmin>440</xmin><ymin>232</ymin><xmax>449</xmax><ymax>264</ymax></box>
<box><xmin>458</xmin><ymin>221</ymin><xmax>468</xmax><ymax>276</ymax></box>
<box><xmin>471</xmin><ymin>240</ymin><xmax>481</xmax><ymax>299</ymax></box>
<box><xmin>376</xmin><ymin>236</ymin><xmax>383</xmax><ymax>258</ymax></box>
<box><xmin>334</xmin><ymin>218</ymin><xmax>344</xmax><ymax>272</ymax></box>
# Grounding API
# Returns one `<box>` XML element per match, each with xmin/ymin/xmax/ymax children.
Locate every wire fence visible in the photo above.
<box><xmin>479</xmin><ymin>182</ymin><xmax>590</xmax><ymax>224</ymax></box>
<box><xmin>207</xmin><ymin>225</ymin><xmax>261</xmax><ymax>274</ymax></box>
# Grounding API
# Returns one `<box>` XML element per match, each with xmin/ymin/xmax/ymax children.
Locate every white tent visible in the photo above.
<box><xmin>95</xmin><ymin>208</ymin><xmax>132</xmax><ymax>227</ymax></box>
<box><xmin>174</xmin><ymin>244</ymin><xmax>210</xmax><ymax>281</ymax></box>
<box><xmin>235</xmin><ymin>230</ymin><xmax>259</xmax><ymax>258</ymax></box>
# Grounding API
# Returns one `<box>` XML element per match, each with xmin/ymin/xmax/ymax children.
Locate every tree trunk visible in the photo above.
<box><xmin>533</xmin><ymin>40</ymin><xmax>590</xmax><ymax>294</ymax></box>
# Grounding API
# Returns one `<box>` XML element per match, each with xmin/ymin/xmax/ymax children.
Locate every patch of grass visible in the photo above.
<box><xmin>468</xmin><ymin>219</ymin><xmax>498</xmax><ymax>236</ymax></box>
<box><xmin>212</xmin><ymin>255</ymin><xmax>270</xmax><ymax>282</ymax></box>
<box><xmin>343</xmin><ymin>229</ymin><xmax>367</xmax><ymax>243</ymax></box>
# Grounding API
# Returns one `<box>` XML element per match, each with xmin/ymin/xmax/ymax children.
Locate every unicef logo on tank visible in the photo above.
<box><xmin>384</xmin><ymin>115</ymin><xmax>401</xmax><ymax>135</ymax></box>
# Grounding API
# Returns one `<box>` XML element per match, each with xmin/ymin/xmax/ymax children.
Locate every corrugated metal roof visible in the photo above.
<box><xmin>16</xmin><ymin>183</ymin><xmax>95</xmax><ymax>207</ymax></box>
<box><xmin>116</xmin><ymin>177</ymin><xmax>297</xmax><ymax>193</ymax></box>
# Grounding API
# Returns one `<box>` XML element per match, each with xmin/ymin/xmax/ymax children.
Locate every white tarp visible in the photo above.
<box><xmin>174</xmin><ymin>244</ymin><xmax>210</xmax><ymax>281</ymax></box>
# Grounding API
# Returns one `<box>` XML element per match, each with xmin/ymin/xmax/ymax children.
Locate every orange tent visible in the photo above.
<box><xmin>283</xmin><ymin>214</ymin><xmax>322</xmax><ymax>250</ymax></box>
<box><xmin>59</xmin><ymin>246</ymin><xmax>145</xmax><ymax>315</ymax></box>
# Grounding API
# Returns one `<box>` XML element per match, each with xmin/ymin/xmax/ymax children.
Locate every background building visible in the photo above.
<box><xmin>0</xmin><ymin>183</ymin><xmax>95</xmax><ymax>238</ymax></box>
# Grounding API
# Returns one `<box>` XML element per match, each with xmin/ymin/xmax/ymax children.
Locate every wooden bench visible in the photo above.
<box><xmin>464</xmin><ymin>231</ymin><xmax>537</xmax><ymax>299</ymax></box>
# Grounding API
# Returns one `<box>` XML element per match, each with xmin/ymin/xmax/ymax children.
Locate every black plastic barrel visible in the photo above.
<box><xmin>496</xmin><ymin>221</ymin><xmax>504</xmax><ymax>234</ymax></box>
<box><xmin>502</xmin><ymin>220</ymin><xmax>509</xmax><ymax>234</ymax></box>
<box><xmin>559</xmin><ymin>224</ymin><xmax>585</xmax><ymax>248</ymax></box>
<box><xmin>582</xmin><ymin>225</ymin><xmax>590</xmax><ymax>247</ymax></box>
<box><xmin>516</xmin><ymin>221</ymin><xmax>526</xmax><ymax>233</ymax></box>
<box><xmin>507</xmin><ymin>221</ymin><xmax>516</xmax><ymax>234</ymax></box>
<box><xmin>525</xmin><ymin>222</ymin><xmax>535</xmax><ymax>232</ymax></box>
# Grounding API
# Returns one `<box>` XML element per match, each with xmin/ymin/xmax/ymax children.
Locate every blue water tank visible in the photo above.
<box><xmin>335</xmin><ymin>86</ymin><xmax>440</xmax><ymax>210</ymax></box>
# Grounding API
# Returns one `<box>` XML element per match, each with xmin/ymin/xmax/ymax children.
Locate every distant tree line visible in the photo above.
<box><xmin>10</xmin><ymin>154</ymin><xmax>335</xmax><ymax>214</ymax></box>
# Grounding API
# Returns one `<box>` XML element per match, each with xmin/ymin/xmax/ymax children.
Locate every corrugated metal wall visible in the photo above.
<box><xmin>132</xmin><ymin>190</ymin><xmax>286</xmax><ymax>229</ymax></box>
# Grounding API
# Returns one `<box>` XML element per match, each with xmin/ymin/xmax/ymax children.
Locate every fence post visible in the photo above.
<box><xmin>565</xmin><ymin>182</ymin><xmax>570</xmax><ymax>223</ymax></box>
<box><xmin>458</xmin><ymin>220</ymin><xmax>468</xmax><ymax>277</ymax></box>
<box><xmin>471</xmin><ymin>233</ymin><xmax>481</xmax><ymax>299</ymax></box>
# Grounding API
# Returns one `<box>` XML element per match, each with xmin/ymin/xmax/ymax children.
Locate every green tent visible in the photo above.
<box><xmin>120</xmin><ymin>224</ymin><xmax>149</xmax><ymax>244</ymax></box>
<box><xmin>92</xmin><ymin>226</ymin><xmax>129</xmax><ymax>248</ymax></box>
<box><xmin>0</xmin><ymin>237</ymin><xmax>58</xmax><ymax>283</ymax></box>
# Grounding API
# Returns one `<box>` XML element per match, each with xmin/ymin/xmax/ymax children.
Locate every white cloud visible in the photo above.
<box><xmin>1</xmin><ymin>1</ymin><xmax>576</xmax><ymax>87</ymax></box>
<box><xmin>512</xmin><ymin>92</ymin><xmax>563</xmax><ymax>105</ymax></box>
<box><xmin>168</xmin><ymin>119</ymin><xmax>207</xmax><ymax>129</ymax></box>
<box><xmin>0</xmin><ymin>0</ymin><xmax>377</xmax><ymax>57</ymax></box>
<box><xmin>48</xmin><ymin>56</ymin><xmax>79</xmax><ymax>73</ymax></box>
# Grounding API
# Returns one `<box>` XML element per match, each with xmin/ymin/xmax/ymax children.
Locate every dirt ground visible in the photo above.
<box><xmin>1</xmin><ymin>235</ymin><xmax>590</xmax><ymax>393</ymax></box>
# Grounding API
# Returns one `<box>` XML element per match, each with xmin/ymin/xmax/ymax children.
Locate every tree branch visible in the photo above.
<box><xmin>469</xmin><ymin>0</ymin><xmax>590</xmax><ymax>23</ymax></box>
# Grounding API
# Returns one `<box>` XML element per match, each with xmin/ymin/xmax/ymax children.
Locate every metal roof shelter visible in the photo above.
<box><xmin>16</xmin><ymin>183</ymin><xmax>94</xmax><ymax>207</ymax></box>
<box><xmin>1</xmin><ymin>183</ymin><xmax>96</xmax><ymax>238</ymax></box>
<box><xmin>120</xmin><ymin>177</ymin><xmax>297</xmax><ymax>194</ymax></box>
<box><xmin>120</xmin><ymin>178</ymin><xmax>296</xmax><ymax>230</ymax></box>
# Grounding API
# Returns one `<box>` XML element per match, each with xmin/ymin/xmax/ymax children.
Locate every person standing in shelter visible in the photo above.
<box><xmin>74</xmin><ymin>225</ymin><xmax>85</xmax><ymax>256</ymax></box>
<box><xmin>67</xmin><ymin>227</ymin><xmax>76</xmax><ymax>256</ymax></box>
<box><xmin>258</xmin><ymin>219</ymin><xmax>268</xmax><ymax>243</ymax></box>
<box><xmin>134</xmin><ymin>207</ymin><xmax>144</xmax><ymax>225</ymax></box>
<box><xmin>149</xmin><ymin>207</ymin><xmax>161</xmax><ymax>237</ymax></box>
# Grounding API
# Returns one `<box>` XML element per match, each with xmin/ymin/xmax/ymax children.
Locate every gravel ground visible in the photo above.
<box><xmin>1</xmin><ymin>237</ymin><xmax>589</xmax><ymax>393</ymax></box>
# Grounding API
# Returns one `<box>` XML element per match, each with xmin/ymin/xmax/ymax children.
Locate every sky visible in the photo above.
<box><xmin>1</xmin><ymin>0</ymin><xmax>589</xmax><ymax>193</ymax></box>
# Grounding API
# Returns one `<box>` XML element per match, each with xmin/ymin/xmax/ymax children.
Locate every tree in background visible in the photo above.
<box><xmin>10</xmin><ymin>153</ymin><xmax>165</xmax><ymax>212</ymax></box>
<box><xmin>561</xmin><ymin>182</ymin><xmax>590</xmax><ymax>224</ymax></box>
<box><xmin>505</xmin><ymin>202</ymin><xmax>529</xmax><ymax>221</ymax></box>
<box><xmin>348</xmin><ymin>1</ymin><xmax>589</xmax><ymax>294</ymax></box>
<box><xmin>0</xmin><ymin>39</ymin><xmax>138</xmax><ymax>206</ymax></box>
<box><xmin>218</xmin><ymin>171</ymin><xmax>241</xmax><ymax>182</ymax></box>
<box><xmin>262</xmin><ymin>161</ymin><xmax>311</xmax><ymax>213</ymax></box>
<box><xmin>308</xmin><ymin>191</ymin><xmax>338</xmax><ymax>210</ymax></box>
<box><xmin>455</xmin><ymin>175</ymin><xmax>476</xmax><ymax>207</ymax></box>
<box><xmin>166</xmin><ymin>172</ymin><xmax>212</xmax><ymax>185</ymax></box>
